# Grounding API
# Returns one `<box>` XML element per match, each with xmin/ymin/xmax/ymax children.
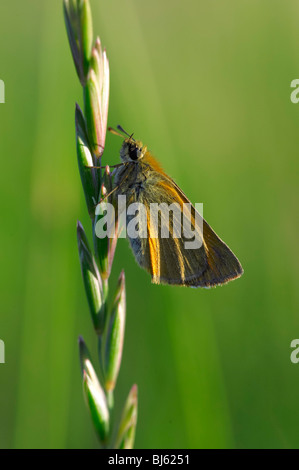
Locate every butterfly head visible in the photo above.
<box><xmin>108</xmin><ymin>125</ymin><xmax>147</xmax><ymax>163</ymax></box>
<box><xmin>120</xmin><ymin>138</ymin><xmax>147</xmax><ymax>163</ymax></box>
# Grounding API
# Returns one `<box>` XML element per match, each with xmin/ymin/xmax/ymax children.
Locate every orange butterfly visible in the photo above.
<box><xmin>106</xmin><ymin>126</ymin><xmax>243</xmax><ymax>288</ymax></box>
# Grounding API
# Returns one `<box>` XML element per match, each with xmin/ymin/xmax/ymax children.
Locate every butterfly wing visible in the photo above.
<box><xmin>126</xmin><ymin>171</ymin><xmax>243</xmax><ymax>288</ymax></box>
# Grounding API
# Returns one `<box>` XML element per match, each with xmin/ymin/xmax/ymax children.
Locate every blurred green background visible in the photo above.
<box><xmin>1</xmin><ymin>0</ymin><xmax>299</xmax><ymax>449</ymax></box>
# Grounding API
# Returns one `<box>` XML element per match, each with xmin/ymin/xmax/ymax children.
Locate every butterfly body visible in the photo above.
<box><xmin>112</xmin><ymin>133</ymin><xmax>243</xmax><ymax>288</ymax></box>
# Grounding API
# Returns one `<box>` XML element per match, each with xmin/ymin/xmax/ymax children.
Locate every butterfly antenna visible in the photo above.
<box><xmin>117</xmin><ymin>125</ymin><xmax>135</xmax><ymax>141</ymax></box>
<box><xmin>108</xmin><ymin>127</ymin><xmax>124</xmax><ymax>138</ymax></box>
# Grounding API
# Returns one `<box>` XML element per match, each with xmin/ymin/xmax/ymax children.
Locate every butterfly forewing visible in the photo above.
<box><xmin>126</xmin><ymin>171</ymin><xmax>243</xmax><ymax>287</ymax></box>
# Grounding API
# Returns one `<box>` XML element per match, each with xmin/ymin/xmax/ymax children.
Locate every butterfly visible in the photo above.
<box><xmin>101</xmin><ymin>126</ymin><xmax>243</xmax><ymax>288</ymax></box>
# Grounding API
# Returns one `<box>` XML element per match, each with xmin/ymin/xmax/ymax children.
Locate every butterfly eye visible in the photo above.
<box><xmin>129</xmin><ymin>145</ymin><xmax>139</xmax><ymax>161</ymax></box>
